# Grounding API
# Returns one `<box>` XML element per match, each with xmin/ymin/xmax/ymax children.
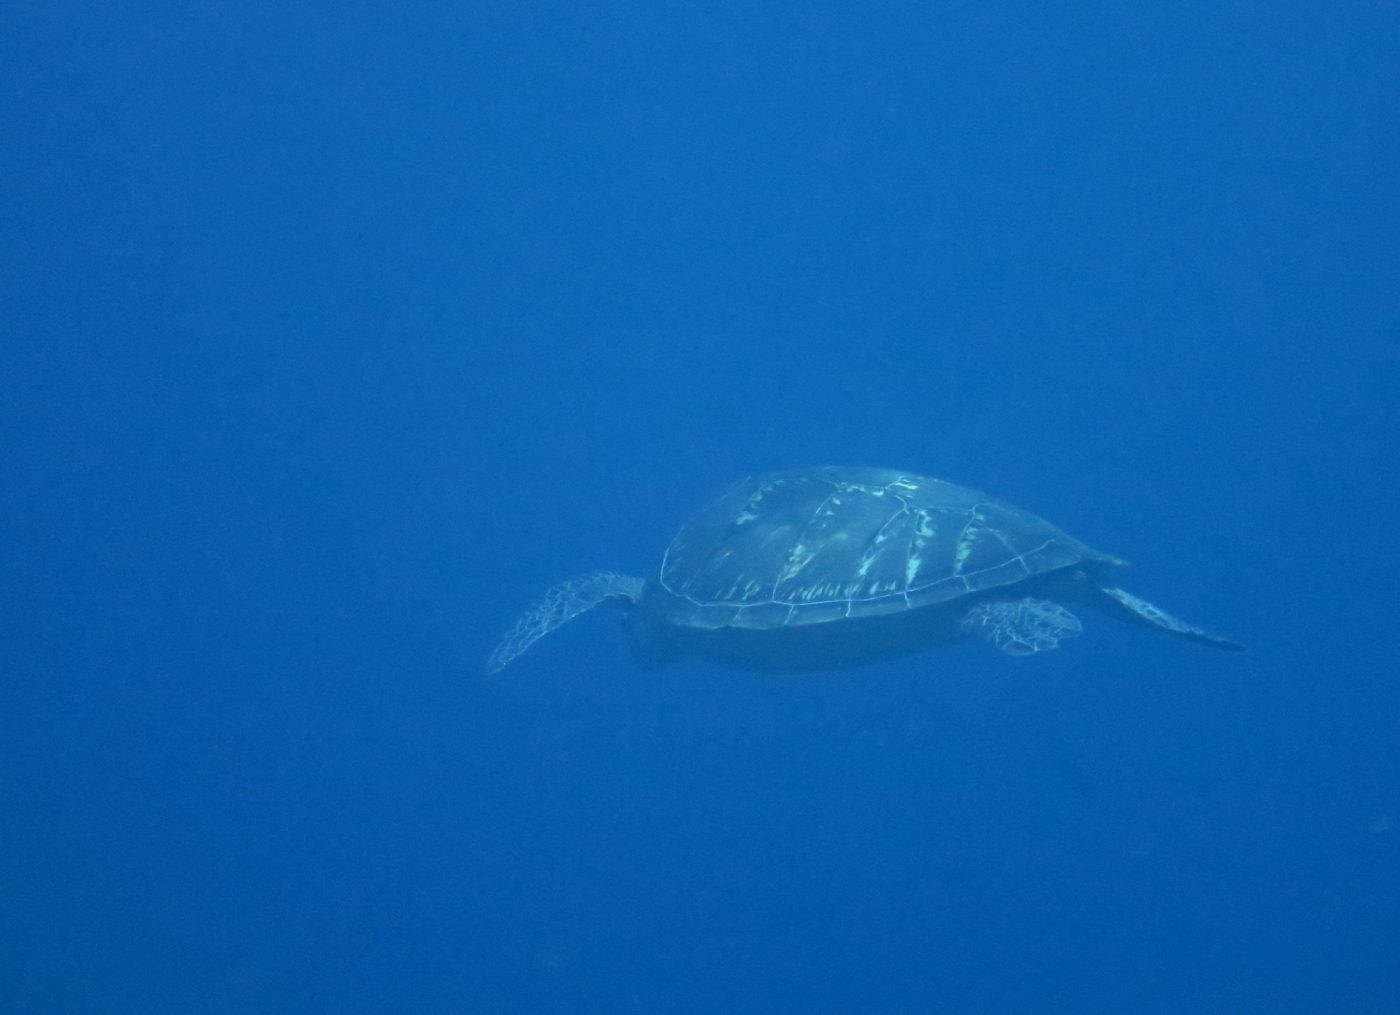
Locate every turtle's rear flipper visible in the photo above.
<box><xmin>487</xmin><ymin>572</ymin><xmax>645</xmax><ymax>673</ymax></box>
<box><xmin>1098</xmin><ymin>586</ymin><xmax>1245</xmax><ymax>652</ymax></box>
<box><xmin>960</xmin><ymin>598</ymin><xmax>1083</xmax><ymax>656</ymax></box>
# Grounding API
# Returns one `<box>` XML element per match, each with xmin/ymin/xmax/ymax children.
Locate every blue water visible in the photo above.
<box><xmin>4</xmin><ymin>3</ymin><xmax>1397</xmax><ymax>1012</ymax></box>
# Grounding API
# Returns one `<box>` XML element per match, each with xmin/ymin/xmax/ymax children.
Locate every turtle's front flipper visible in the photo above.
<box><xmin>1098</xmin><ymin>586</ymin><xmax>1245</xmax><ymax>652</ymax></box>
<box><xmin>487</xmin><ymin>572</ymin><xmax>645</xmax><ymax>672</ymax></box>
<box><xmin>960</xmin><ymin>598</ymin><xmax>1083</xmax><ymax>656</ymax></box>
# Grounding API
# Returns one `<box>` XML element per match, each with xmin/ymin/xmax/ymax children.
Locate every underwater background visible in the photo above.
<box><xmin>4</xmin><ymin>2</ymin><xmax>1398</xmax><ymax>1012</ymax></box>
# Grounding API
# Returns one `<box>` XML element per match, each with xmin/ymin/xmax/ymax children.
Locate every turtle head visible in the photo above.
<box><xmin>622</xmin><ymin>598</ymin><xmax>678</xmax><ymax>670</ymax></box>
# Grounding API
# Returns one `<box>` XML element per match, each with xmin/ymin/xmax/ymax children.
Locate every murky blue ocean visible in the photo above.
<box><xmin>4</xmin><ymin>3</ymin><xmax>1397</xmax><ymax>1011</ymax></box>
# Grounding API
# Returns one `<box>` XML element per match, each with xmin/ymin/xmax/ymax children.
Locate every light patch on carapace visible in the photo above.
<box><xmin>952</xmin><ymin>508</ymin><xmax>986</xmax><ymax>575</ymax></box>
<box><xmin>953</xmin><ymin>534</ymin><xmax>978</xmax><ymax>573</ymax></box>
<box><xmin>733</xmin><ymin>483</ymin><xmax>777</xmax><ymax>526</ymax></box>
<box><xmin>778</xmin><ymin>543</ymin><xmax>815</xmax><ymax>584</ymax></box>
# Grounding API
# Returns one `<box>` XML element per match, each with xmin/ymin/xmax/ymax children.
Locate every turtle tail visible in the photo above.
<box><xmin>487</xmin><ymin>572</ymin><xmax>645</xmax><ymax>673</ymax></box>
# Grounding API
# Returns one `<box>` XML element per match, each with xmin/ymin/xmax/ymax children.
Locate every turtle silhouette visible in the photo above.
<box><xmin>487</xmin><ymin>467</ymin><xmax>1243</xmax><ymax>672</ymax></box>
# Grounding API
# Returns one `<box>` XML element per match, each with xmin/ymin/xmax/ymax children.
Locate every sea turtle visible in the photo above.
<box><xmin>487</xmin><ymin>466</ymin><xmax>1242</xmax><ymax>672</ymax></box>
